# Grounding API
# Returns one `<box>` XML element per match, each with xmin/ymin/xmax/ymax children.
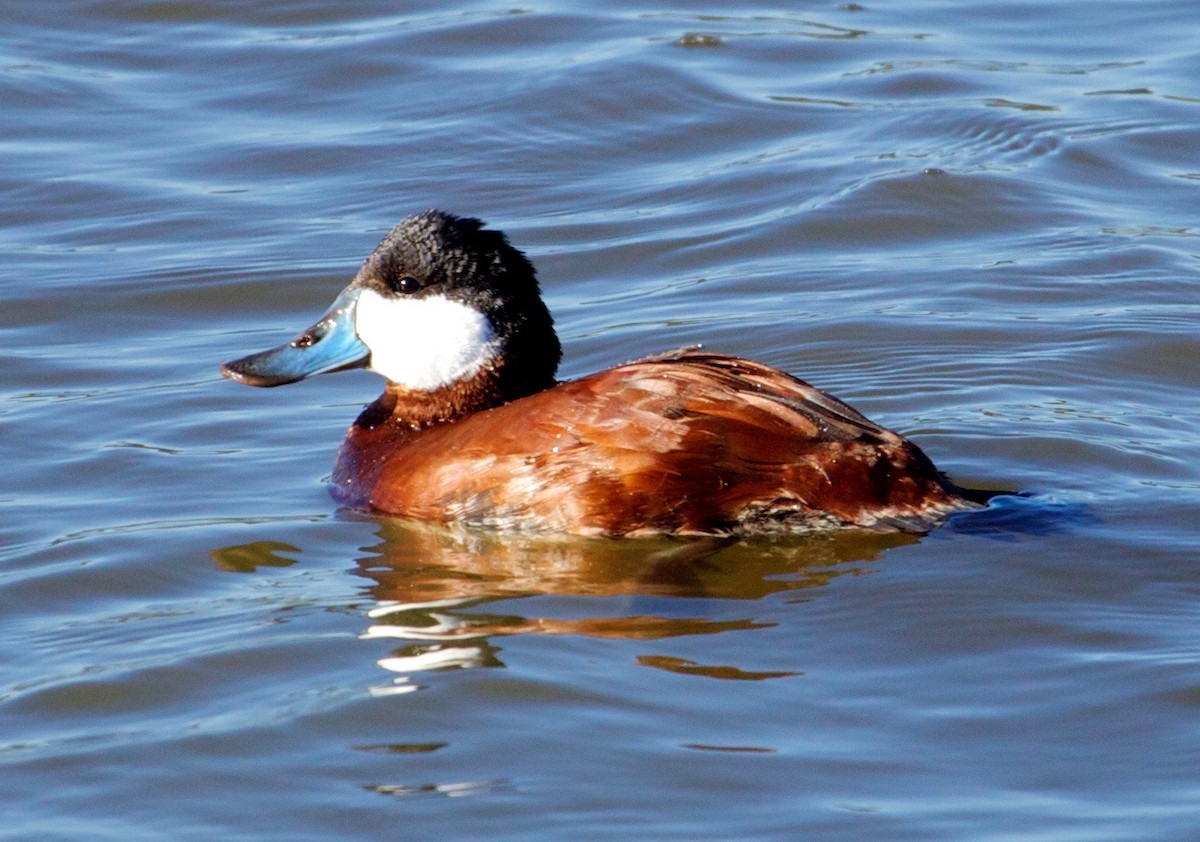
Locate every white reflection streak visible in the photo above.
<box><xmin>360</xmin><ymin>613</ymin><xmax>474</xmax><ymax>641</ymax></box>
<box><xmin>377</xmin><ymin>646</ymin><xmax>485</xmax><ymax>673</ymax></box>
<box><xmin>366</xmin><ymin>597</ymin><xmax>473</xmax><ymax>618</ymax></box>
<box><xmin>368</xmin><ymin>645</ymin><xmax>487</xmax><ymax>696</ymax></box>
<box><xmin>364</xmin><ymin>597</ymin><xmax>491</xmax><ymax>695</ymax></box>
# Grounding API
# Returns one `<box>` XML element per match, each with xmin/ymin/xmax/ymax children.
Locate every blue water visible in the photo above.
<box><xmin>3</xmin><ymin>1</ymin><xmax>1199</xmax><ymax>839</ymax></box>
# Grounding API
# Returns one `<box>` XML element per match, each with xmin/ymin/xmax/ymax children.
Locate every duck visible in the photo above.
<box><xmin>221</xmin><ymin>210</ymin><xmax>987</xmax><ymax>536</ymax></box>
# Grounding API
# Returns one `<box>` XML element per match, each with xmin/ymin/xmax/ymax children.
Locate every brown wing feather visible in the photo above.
<box><xmin>336</xmin><ymin>351</ymin><xmax>970</xmax><ymax>535</ymax></box>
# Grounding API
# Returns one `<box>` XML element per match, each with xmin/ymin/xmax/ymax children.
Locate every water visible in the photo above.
<box><xmin>3</xmin><ymin>1</ymin><xmax>1199</xmax><ymax>839</ymax></box>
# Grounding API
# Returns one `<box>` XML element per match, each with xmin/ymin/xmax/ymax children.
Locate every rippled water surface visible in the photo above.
<box><xmin>3</xmin><ymin>1</ymin><xmax>1199</xmax><ymax>839</ymax></box>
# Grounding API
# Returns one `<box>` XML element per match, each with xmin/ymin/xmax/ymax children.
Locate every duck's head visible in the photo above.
<box><xmin>221</xmin><ymin>211</ymin><xmax>561</xmax><ymax>410</ymax></box>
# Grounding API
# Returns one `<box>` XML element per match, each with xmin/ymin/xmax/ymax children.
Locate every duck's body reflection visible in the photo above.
<box><xmin>215</xmin><ymin>518</ymin><xmax>921</xmax><ymax>691</ymax></box>
<box><xmin>339</xmin><ymin>518</ymin><xmax>918</xmax><ymax>690</ymax></box>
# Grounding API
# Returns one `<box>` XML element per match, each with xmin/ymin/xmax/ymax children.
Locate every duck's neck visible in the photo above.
<box><xmin>354</xmin><ymin>363</ymin><xmax>556</xmax><ymax>430</ymax></box>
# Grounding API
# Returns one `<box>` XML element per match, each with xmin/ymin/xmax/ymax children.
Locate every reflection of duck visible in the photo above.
<box><xmin>349</xmin><ymin>519</ymin><xmax>915</xmax><ymax>685</ymax></box>
<box><xmin>357</xmin><ymin>519</ymin><xmax>912</xmax><ymax>650</ymax></box>
<box><xmin>356</xmin><ymin>517</ymin><xmax>916</xmax><ymax>606</ymax></box>
<box><xmin>223</xmin><ymin>211</ymin><xmax>989</xmax><ymax>536</ymax></box>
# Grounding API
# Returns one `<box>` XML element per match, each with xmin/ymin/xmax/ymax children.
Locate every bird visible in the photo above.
<box><xmin>222</xmin><ymin>210</ymin><xmax>988</xmax><ymax>536</ymax></box>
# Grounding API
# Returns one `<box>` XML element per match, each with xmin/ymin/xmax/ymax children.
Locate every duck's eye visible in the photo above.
<box><xmin>397</xmin><ymin>276</ymin><xmax>420</xmax><ymax>294</ymax></box>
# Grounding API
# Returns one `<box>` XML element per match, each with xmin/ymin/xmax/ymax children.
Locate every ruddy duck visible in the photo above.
<box><xmin>222</xmin><ymin>210</ymin><xmax>985</xmax><ymax>536</ymax></box>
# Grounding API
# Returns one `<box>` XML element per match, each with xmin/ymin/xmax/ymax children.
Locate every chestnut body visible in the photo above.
<box><xmin>331</xmin><ymin>350</ymin><xmax>973</xmax><ymax>536</ymax></box>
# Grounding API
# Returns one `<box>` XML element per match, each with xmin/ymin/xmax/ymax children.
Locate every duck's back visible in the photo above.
<box><xmin>333</xmin><ymin>349</ymin><xmax>976</xmax><ymax>535</ymax></box>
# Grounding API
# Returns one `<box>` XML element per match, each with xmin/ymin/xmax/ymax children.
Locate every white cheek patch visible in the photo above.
<box><xmin>354</xmin><ymin>289</ymin><xmax>498</xmax><ymax>391</ymax></box>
